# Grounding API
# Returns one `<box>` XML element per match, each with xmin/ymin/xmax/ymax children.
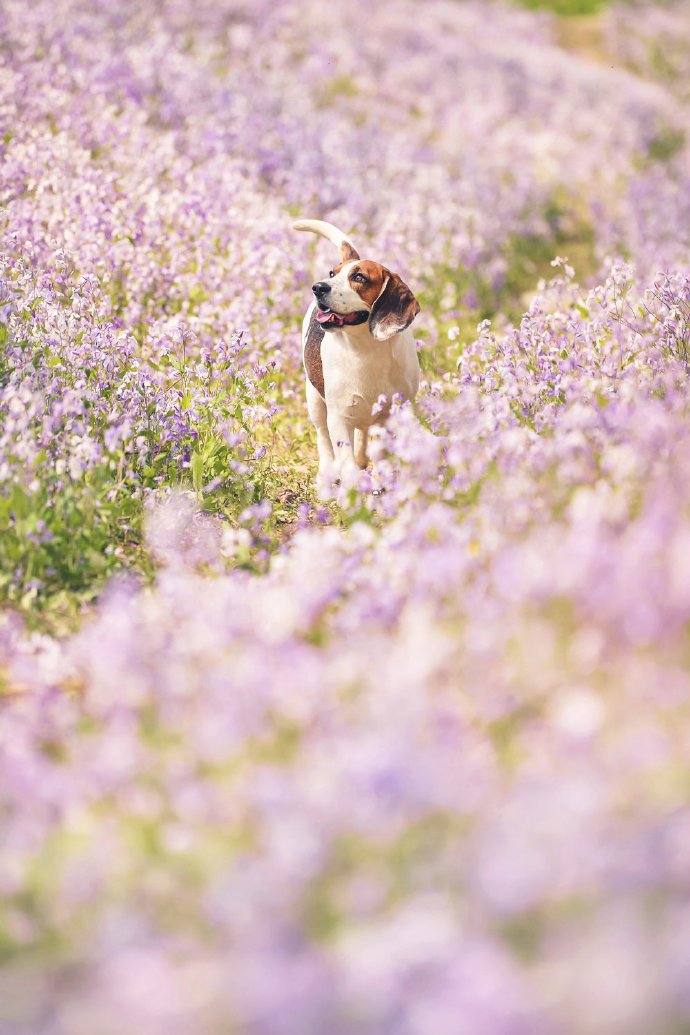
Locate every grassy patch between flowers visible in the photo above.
<box><xmin>416</xmin><ymin>205</ymin><xmax>598</xmax><ymax>372</ymax></box>
<box><xmin>516</xmin><ymin>0</ymin><xmax>611</xmax><ymax>14</ymax></box>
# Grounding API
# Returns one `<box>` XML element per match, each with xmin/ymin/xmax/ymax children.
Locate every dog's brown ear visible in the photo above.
<box><xmin>341</xmin><ymin>240</ymin><xmax>360</xmax><ymax>262</ymax></box>
<box><xmin>369</xmin><ymin>271</ymin><xmax>420</xmax><ymax>341</ymax></box>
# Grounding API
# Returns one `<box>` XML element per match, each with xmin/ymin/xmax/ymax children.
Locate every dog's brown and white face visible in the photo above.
<box><xmin>312</xmin><ymin>249</ymin><xmax>420</xmax><ymax>341</ymax></box>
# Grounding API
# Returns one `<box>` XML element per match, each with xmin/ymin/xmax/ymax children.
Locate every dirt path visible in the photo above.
<box><xmin>556</xmin><ymin>13</ymin><xmax>617</xmax><ymax>66</ymax></box>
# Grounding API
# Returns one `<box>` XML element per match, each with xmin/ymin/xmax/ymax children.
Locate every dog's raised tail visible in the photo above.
<box><xmin>291</xmin><ymin>219</ymin><xmax>360</xmax><ymax>262</ymax></box>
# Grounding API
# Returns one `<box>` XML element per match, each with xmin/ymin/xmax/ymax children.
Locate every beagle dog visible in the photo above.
<box><xmin>292</xmin><ymin>219</ymin><xmax>420</xmax><ymax>487</ymax></box>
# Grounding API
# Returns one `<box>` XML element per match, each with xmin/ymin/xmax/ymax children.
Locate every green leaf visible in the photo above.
<box><xmin>191</xmin><ymin>450</ymin><xmax>204</xmax><ymax>493</ymax></box>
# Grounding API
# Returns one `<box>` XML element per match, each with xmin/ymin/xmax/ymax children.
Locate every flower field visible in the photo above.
<box><xmin>2</xmin><ymin>0</ymin><xmax>690</xmax><ymax>1031</ymax></box>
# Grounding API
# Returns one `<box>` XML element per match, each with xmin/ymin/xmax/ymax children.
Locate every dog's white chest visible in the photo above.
<box><xmin>321</xmin><ymin>328</ymin><xmax>418</xmax><ymax>425</ymax></box>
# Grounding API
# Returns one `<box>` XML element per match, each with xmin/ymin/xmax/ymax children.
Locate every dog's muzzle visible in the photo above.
<box><xmin>312</xmin><ymin>282</ymin><xmax>368</xmax><ymax>329</ymax></box>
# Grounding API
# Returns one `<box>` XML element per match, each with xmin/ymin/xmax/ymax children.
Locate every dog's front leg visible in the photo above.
<box><xmin>315</xmin><ymin>428</ymin><xmax>336</xmax><ymax>482</ymax></box>
<box><xmin>353</xmin><ymin>427</ymin><xmax>369</xmax><ymax>470</ymax></box>
<box><xmin>326</xmin><ymin>412</ymin><xmax>357</xmax><ymax>482</ymax></box>
<box><xmin>306</xmin><ymin>382</ymin><xmax>335</xmax><ymax>485</ymax></box>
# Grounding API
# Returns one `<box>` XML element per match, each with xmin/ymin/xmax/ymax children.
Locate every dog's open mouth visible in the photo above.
<box><xmin>316</xmin><ymin>308</ymin><xmax>369</xmax><ymax>329</ymax></box>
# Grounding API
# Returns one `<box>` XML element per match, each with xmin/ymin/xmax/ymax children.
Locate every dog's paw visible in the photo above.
<box><xmin>316</xmin><ymin>476</ymin><xmax>338</xmax><ymax>501</ymax></box>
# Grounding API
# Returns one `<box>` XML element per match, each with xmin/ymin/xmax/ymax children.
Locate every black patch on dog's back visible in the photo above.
<box><xmin>304</xmin><ymin>309</ymin><xmax>325</xmax><ymax>398</ymax></box>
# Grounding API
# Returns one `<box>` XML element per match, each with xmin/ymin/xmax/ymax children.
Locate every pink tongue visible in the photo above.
<box><xmin>316</xmin><ymin>309</ymin><xmax>344</xmax><ymax>325</ymax></box>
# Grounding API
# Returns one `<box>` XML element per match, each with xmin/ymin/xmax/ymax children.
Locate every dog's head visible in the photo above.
<box><xmin>312</xmin><ymin>250</ymin><xmax>420</xmax><ymax>341</ymax></box>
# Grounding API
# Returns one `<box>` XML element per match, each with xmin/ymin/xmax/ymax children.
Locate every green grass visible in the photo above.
<box><xmin>515</xmin><ymin>0</ymin><xmax>610</xmax><ymax>14</ymax></box>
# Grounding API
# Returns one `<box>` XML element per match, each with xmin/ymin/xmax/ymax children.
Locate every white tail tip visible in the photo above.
<box><xmin>291</xmin><ymin>218</ymin><xmax>360</xmax><ymax>262</ymax></box>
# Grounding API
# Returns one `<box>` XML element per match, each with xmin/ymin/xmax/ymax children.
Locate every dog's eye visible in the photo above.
<box><xmin>328</xmin><ymin>270</ymin><xmax>335</xmax><ymax>278</ymax></box>
<box><xmin>352</xmin><ymin>272</ymin><xmax>367</xmax><ymax>284</ymax></box>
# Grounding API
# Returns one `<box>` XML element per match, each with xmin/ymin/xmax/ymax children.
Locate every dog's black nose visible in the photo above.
<box><xmin>312</xmin><ymin>281</ymin><xmax>331</xmax><ymax>297</ymax></box>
